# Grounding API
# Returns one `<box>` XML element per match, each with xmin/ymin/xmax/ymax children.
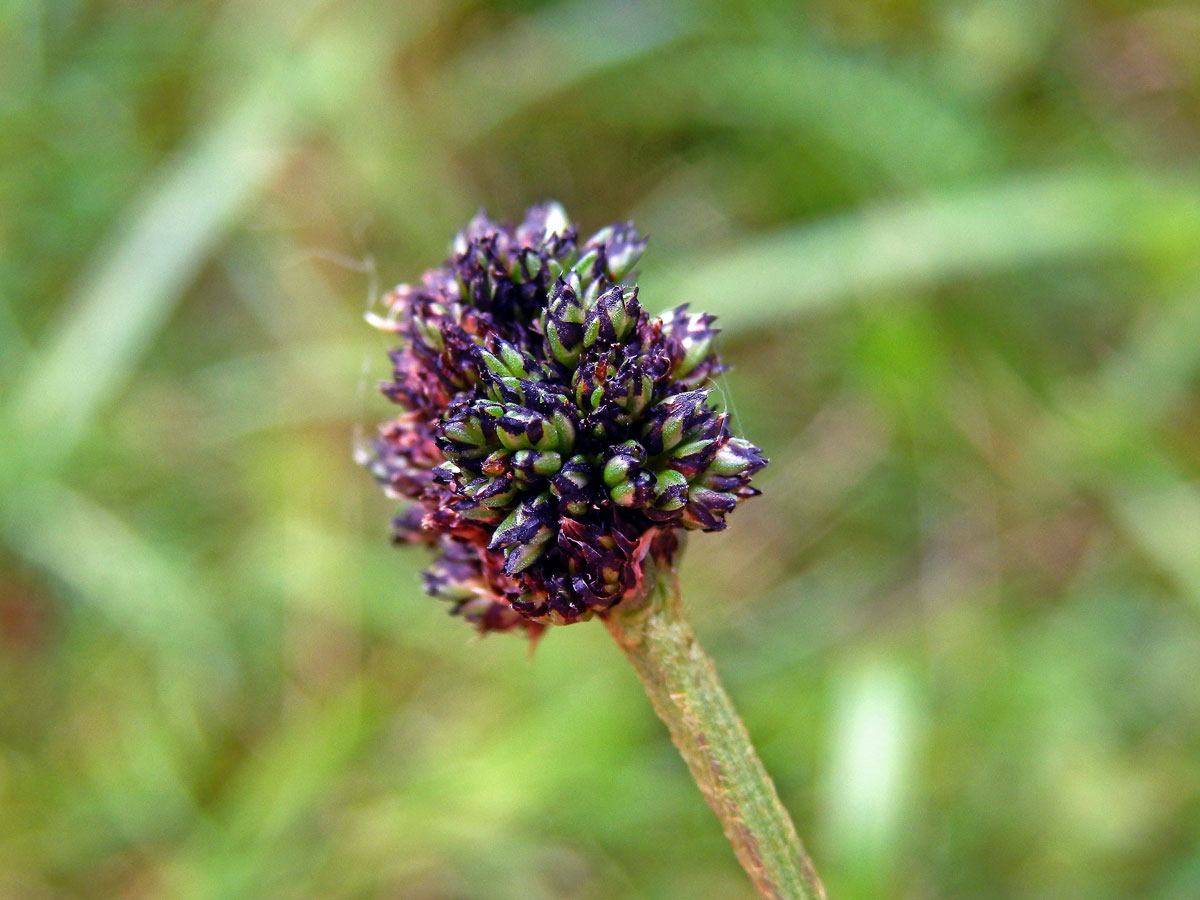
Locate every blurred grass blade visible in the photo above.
<box><xmin>1110</xmin><ymin>476</ymin><xmax>1200</xmax><ymax>614</ymax></box>
<box><xmin>428</xmin><ymin>0</ymin><xmax>696</xmax><ymax>140</ymax></box>
<box><xmin>218</xmin><ymin>684</ymin><xmax>375</xmax><ymax>848</ymax></box>
<box><xmin>0</xmin><ymin>293</ymin><xmax>30</xmax><ymax>382</ymax></box>
<box><xmin>5</xmin><ymin>86</ymin><xmax>292</xmax><ymax>463</ymax></box>
<box><xmin>189</xmin><ymin>338</ymin><xmax>369</xmax><ymax>443</ymax></box>
<box><xmin>690</xmin><ymin>44</ymin><xmax>999</xmax><ymax>183</ymax></box>
<box><xmin>2</xmin><ymin>478</ymin><xmax>229</xmax><ymax>671</ymax></box>
<box><xmin>1031</xmin><ymin>293</ymin><xmax>1200</xmax><ymax>477</ymax></box>
<box><xmin>81</xmin><ymin>700</ymin><xmax>200</xmax><ymax>850</ymax></box>
<box><xmin>174</xmin><ymin>683</ymin><xmax>378</xmax><ymax>900</ymax></box>
<box><xmin>649</xmin><ymin>170</ymin><xmax>1200</xmax><ymax>331</ymax></box>
<box><xmin>1081</xmin><ymin>295</ymin><xmax>1200</xmax><ymax>431</ymax></box>
<box><xmin>1158</xmin><ymin>834</ymin><xmax>1200</xmax><ymax>900</ymax></box>
<box><xmin>819</xmin><ymin>657</ymin><xmax>918</xmax><ymax>899</ymax></box>
<box><xmin>1028</xmin><ymin>295</ymin><xmax>1200</xmax><ymax>615</ymax></box>
<box><xmin>590</xmin><ymin>43</ymin><xmax>1001</xmax><ymax>184</ymax></box>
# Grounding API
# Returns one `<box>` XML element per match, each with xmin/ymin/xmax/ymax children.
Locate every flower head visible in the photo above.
<box><xmin>366</xmin><ymin>203</ymin><xmax>766</xmax><ymax>634</ymax></box>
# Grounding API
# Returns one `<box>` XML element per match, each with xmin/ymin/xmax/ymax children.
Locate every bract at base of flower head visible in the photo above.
<box><xmin>366</xmin><ymin>203</ymin><xmax>766</xmax><ymax>635</ymax></box>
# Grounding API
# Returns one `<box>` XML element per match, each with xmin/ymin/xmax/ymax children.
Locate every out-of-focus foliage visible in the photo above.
<box><xmin>2</xmin><ymin>1</ymin><xmax>1199</xmax><ymax>897</ymax></box>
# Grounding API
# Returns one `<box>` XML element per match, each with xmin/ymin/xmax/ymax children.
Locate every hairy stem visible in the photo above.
<box><xmin>604</xmin><ymin>559</ymin><xmax>828</xmax><ymax>900</ymax></box>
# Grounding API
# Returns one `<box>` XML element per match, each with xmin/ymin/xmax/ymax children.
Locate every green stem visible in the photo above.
<box><xmin>604</xmin><ymin>558</ymin><xmax>828</xmax><ymax>900</ymax></box>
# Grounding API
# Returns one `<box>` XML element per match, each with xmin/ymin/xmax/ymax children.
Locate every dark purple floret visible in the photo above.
<box><xmin>365</xmin><ymin>203</ymin><xmax>766</xmax><ymax>635</ymax></box>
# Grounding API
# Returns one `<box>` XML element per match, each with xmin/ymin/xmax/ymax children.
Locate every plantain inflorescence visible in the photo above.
<box><xmin>365</xmin><ymin>203</ymin><xmax>766</xmax><ymax>635</ymax></box>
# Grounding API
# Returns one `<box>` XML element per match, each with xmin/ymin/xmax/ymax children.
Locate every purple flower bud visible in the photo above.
<box><xmin>610</xmin><ymin>469</ymin><xmax>656</xmax><ymax>508</ymax></box>
<box><xmin>544</xmin><ymin>279</ymin><xmax>586</xmax><ymax>366</ymax></box>
<box><xmin>652</xmin><ymin>469</ymin><xmax>689</xmax><ymax>512</ymax></box>
<box><xmin>511</xmin><ymin>449</ymin><xmax>563</xmax><ymax>481</ymax></box>
<box><xmin>515</xmin><ymin>201</ymin><xmax>572</xmax><ymax>248</ymax></box>
<box><xmin>706</xmin><ymin>437</ymin><xmax>767</xmax><ymax>480</ymax></box>
<box><xmin>681</xmin><ymin>487</ymin><xmax>740</xmax><ymax>531</ymax></box>
<box><xmin>365</xmin><ymin>204</ymin><xmax>766</xmax><ymax>635</ymax></box>
<box><xmin>489</xmin><ymin>492</ymin><xmax>555</xmax><ymax>551</ymax></box>
<box><xmin>642</xmin><ymin>390</ymin><xmax>713</xmax><ymax>454</ymax></box>
<box><xmin>662</xmin><ymin>305</ymin><xmax>724</xmax><ymax>385</ymax></box>
<box><xmin>583</xmin><ymin>286</ymin><xmax>640</xmax><ymax>348</ymax></box>
<box><xmin>602</xmin><ymin>440</ymin><xmax>647</xmax><ymax>487</ymax></box>
<box><xmin>549</xmin><ymin>454</ymin><xmax>593</xmax><ymax>517</ymax></box>
<box><xmin>582</xmin><ymin>222</ymin><xmax>647</xmax><ymax>281</ymax></box>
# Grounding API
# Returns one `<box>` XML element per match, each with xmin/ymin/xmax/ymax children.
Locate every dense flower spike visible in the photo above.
<box><xmin>366</xmin><ymin>203</ymin><xmax>766</xmax><ymax>634</ymax></box>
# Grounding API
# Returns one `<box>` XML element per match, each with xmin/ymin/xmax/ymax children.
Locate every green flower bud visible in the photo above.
<box><xmin>652</xmin><ymin>469</ymin><xmax>689</xmax><ymax>512</ymax></box>
<box><xmin>503</xmin><ymin>528</ymin><xmax>554</xmax><ymax>575</ymax></box>
<box><xmin>551</xmin><ymin>408</ymin><xmax>576</xmax><ymax>452</ymax></box>
<box><xmin>705</xmin><ymin>437</ymin><xmax>767</xmax><ymax>478</ymax></box>
<box><xmin>413</xmin><ymin>316</ymin><xmax>444</xmax><ymax>351</ymax></box>
<box><xmin>512</xmin><ymin>449</ymin><xmax>563</xmax><ymax>481</ymax></box>
<box><xmin>609</xmin><ymin>470</ymin><xmax>655</xmax><ymax>508</ymax></box>
<box><xmin>572</xmin><ymin>246</ymin><xmax>603</xmax><ymax>282</ymax></box>
<box><xmin>489</xmin><ymin>492</ymin><xmax>554</xmax><ymax>550</ymax></box>
<box><xmin>443</xmin><ymin>417</ymin><xmax>486</xmax><ymax>447</ymax></box>
<box><xmin>469</xmin><ymin>477</ymin><xmax>518</xmax><ymax>508</ymax></box>
<box><xmin>603</xmin><ymin>440</ymin><xmax>646</xmax><ymax>487</ymax></box>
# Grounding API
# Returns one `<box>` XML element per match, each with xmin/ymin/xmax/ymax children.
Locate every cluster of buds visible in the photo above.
<box><xmin>365</xmin><ymin>203</ymin><xmax>766</xmax><ymax>634</ymax></box>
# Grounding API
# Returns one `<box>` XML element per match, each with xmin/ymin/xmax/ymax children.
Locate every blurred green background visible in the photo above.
<box><xmin>3</xmin><ymin>1</ymin><xmax>1200</xmax><ymax>898</ymax></box>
